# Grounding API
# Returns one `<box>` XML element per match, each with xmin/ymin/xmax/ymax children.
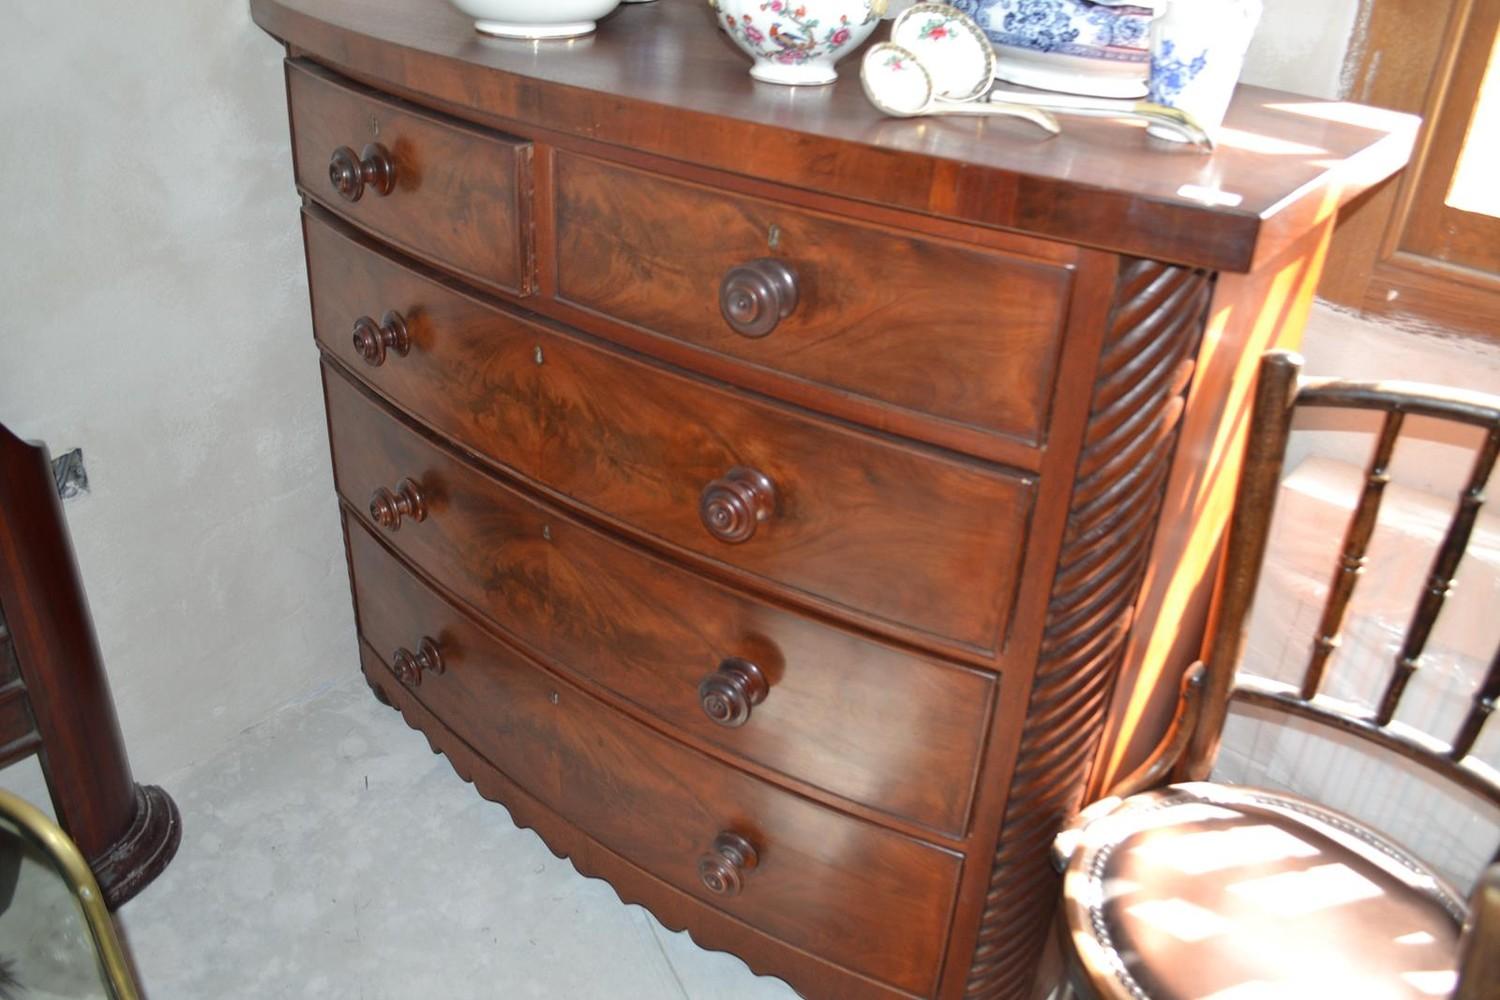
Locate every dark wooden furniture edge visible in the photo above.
<box><xmin>0</xmin><ymin>425</ymin><xmax>181</xmax><ymax>909</ymax></box>
<box><xmin>249</xmin><ymin>0</ymin><xmax>1418</xmax><ymax>274</ymax></box>
<box><xmin>358</xmin><ymin>641</ymin><xmax>930</xmax><ymax>1000</ymax></box>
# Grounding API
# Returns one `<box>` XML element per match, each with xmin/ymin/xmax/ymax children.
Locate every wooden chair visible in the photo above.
<box><xmin>1053</xmin><ymin>351</ymin><xmax>1500</xmax><ymax>1000</ymax></box>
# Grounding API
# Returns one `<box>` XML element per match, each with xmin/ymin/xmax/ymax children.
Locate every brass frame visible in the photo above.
<box><xmin>0</xmin><ymin>788</ymin><xmax>142</xmax><ymax>1000</ymax></box>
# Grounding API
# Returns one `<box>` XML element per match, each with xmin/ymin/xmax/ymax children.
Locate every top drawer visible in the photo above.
<box><xmin>286</xmin><ymin>61</ymin><xmax>533</xmax><ymax>296</ymax></box>
<box><xmin>552</xmin><ymin>152</ymin><xmax>1072</xmax><ymax>448</ymax></box>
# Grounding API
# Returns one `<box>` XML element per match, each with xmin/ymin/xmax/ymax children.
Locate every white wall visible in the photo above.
<box><xmin>0</xmin><ymin>1</ymin><xmax>354</xmax><ymax>788</ymax></box>
<box><xmin>1241</xmin><ymin>0</ymin><xmax>1362</xmax><ymax>99</ymax></box>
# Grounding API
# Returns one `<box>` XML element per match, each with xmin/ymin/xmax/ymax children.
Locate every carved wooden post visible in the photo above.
<box><xmin>0</xmin><ymin>422</ymin><xmax>180</xmax><ymax>908</ymax></box>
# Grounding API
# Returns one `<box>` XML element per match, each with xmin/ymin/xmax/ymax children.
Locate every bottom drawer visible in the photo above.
<box><xmin>347</xmin><ymin>515</ymin><xmax>962</xmax><ymax>996</ymax></box>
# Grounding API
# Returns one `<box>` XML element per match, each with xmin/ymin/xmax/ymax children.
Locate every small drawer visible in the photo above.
<box><xmin>308</xmin><ymin>215</ymin><xmax>1034</xmax><ymax>653</ymax></box>
<box><xmin>552</xmin><ymin>151</ymin><xmax>1072</xmax><ymax>447</ymax></box>
<box><xmin>329</xmin><ymin>370</ymin><xmax>997</xmax><ymax>836</ymax></box>
<box><xmin>349</xmin><ymin>526</ymin><xmax>961</xmax><ymax>997</ymax></box>
<box><xmin>286</xmin><ymin>60</ymin><xmax>532</xmax><ymax>296</ymax></box>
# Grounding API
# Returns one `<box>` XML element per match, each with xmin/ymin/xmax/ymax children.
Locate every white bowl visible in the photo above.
<box><xmin>713</xmin><ymin>0</ymin><xmax>887</xmax><ymax>86</ymax></box>
<box><xmin>448</xmin><ymin>0</ymin><xmax>623</xmax><ymax>39</ymax></box>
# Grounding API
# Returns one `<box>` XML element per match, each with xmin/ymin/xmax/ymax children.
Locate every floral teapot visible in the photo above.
<box><xmin>711</xmin><ymin>0</ymin><xmax>889</xmax><ymax>86</ymax></box>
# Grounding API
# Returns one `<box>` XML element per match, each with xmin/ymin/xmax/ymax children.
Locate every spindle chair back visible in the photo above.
<box><xmin>1053</xmin><ymin>350</ymin><xmax>1500</xmax><ymax>1000</ymax></box>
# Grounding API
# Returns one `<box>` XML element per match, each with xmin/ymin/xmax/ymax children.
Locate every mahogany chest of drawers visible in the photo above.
<box><xmin>254</xmin><ymin>3</ymin><xmax>1415</xmax><ymax>997</ymax></box>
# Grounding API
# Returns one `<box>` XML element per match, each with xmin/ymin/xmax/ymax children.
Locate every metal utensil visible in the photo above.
<box><xmin>986</xmin><ymin>86</ymin><xmax>1215</xmax><ymax>149</ymax></box>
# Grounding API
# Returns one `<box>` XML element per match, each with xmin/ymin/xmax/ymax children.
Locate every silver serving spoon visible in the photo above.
<box><xmin>861</xmin><ymin>43</ymin><xmax>1061</xmax><ymax>136</ymax></box>
<box><xmin>985</xmin><ymin>86</ymin><xmax>1215</xmax><ymax>150</ymax></box>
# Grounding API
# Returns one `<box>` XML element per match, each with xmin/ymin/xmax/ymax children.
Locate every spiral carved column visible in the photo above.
<box><xmin>963</xmin><ymin>258</ymin><xmax>1214</xmax><ymax>1000</ymax></box>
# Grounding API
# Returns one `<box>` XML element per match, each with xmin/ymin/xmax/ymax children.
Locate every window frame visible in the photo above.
<box><xmin>1319</xmin><ymin>0</ymin><xmax>1500</xmax><ymax>342</ymax></box>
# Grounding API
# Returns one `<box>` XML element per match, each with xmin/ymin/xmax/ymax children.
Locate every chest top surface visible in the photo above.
<box><xmin>252</xmin><ymin>0</ymin><xmax>1417</xmax><ymax>273</ymax></box>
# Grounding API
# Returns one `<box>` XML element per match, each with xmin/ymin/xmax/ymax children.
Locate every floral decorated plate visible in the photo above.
<box><xmin>946</xmin><ymin>0</ymin><xmax>1164</xmax><ymax>98</ymax></box>
<box><xmin>890</xmin><ymin>3</ymin><xmax>994</xmax><ymax>102</ymax></box>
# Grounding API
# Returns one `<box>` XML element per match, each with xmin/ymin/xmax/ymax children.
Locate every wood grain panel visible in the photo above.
<box><xmin>552</xmin><ymin>152</ymin><xmax>1070</xmax><ymax>448</ymax></box>
<box><xmin>307</xmin><ymin>218</ymin><xmax>1034</xmax><ymax>654</ymax></box>
<box><xmin>287</xmin><ymin>59</ymin><xmax>533</xmax><ymax>296</ymax></box>
<box><xmin>347</xmin><ymin>530</ymin><xmax>963</xmax><ymax>996</ymax></box>
<box><xmin>326</xmin><ymin>367</ymin><xmax>997</xmax><ymax>835</ymax></box>
<box><xmin>963</xmin><ymin>258</ymin><xmax>1212</xmax><ymax>1000</ymax></box>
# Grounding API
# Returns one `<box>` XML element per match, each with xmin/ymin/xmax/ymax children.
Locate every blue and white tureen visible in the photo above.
<box><xmin>945</xmin><ymin>0</ymin><xmax>1165</xmax><ymax>98</ymax></box>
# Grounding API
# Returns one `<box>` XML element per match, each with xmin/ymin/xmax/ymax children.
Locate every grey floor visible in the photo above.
<box><xmin>113</xmin><ymin>678</ymin><xmax>802</xmax><ymax>1000</ymax></box>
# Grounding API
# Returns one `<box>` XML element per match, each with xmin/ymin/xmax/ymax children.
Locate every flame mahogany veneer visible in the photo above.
<box><xmin>254</xmin><ymin>2</ymin><xmax>1417</xmax><ymax>996</ymax></box>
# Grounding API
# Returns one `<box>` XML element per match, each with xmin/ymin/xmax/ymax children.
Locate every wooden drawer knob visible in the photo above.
<box><xmin>698</xmin><ymin>658</ymin><xmax>768</xmax><ymax>728</ymax></box>
<box><xmin>392</xmin><ymin>637</ymin><xmax>443</xmax><ymax>686</ymax></box>
<box><xmin>351</xmin><ymin>310</ymin><xmax>410</xmax><ymax>367</ymax></box>
<box><xmin>328</xmin><ymin>143</ymin><xmax>396</xmax><ymax>202</ymax></box>
<box><xmin>697</xmin><ymin>831</ymin><xmax>758</xmax><ymax>897</ymax></box>
<box><xmin>369</xmin><ymin>479</ymin><xmax>427</xmax><ymax>531</ymax></box>
<box><xmin>699</xmin><ymin>467</ymin><xmax>776</xmax><ymax>544</ymax></box>
<box><xmin>719</xmin><ymin>258</ymin><xmax>798</xmax><ymax>338</ymax></box>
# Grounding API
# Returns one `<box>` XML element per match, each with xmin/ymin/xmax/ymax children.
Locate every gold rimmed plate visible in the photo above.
<box><xmin>889</xmin><ymin>3</ymin><xmax>995</xmax><ymax>103</ymax></box>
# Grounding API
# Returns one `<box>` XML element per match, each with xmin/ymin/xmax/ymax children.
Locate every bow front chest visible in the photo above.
<box><xmin>252</xmin><ymin>2</ymin><xmax>1416</xmax><ymax>997</ymax></box>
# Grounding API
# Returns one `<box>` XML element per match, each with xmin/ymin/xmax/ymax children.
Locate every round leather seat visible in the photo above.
<box><xmin>1059</xmin><ymin>782</ymin><xmax>1467</xmax><ymax>1000</ymax></box>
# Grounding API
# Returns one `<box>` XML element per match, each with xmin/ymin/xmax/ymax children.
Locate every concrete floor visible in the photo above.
<box><xmin>112</xmin><ymin>678</ymin><xmax>802</xmax><ymax>1000</ymax></box>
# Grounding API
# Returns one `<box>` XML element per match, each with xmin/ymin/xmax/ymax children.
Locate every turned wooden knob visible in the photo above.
<box><xmin>699</xmin><ymin>658</ymin><xmax>768</xmax><ymax>728</ymax></box>
<box><xmin>369</xmin><ymin>479</ymin><xmax>427</xmax><ymax>531</ymax></box>
<box><xmin>328</xmin><ymin>143</ymin><xmax>396</xmax><ymax>202</ymax></box>
<box><xmin>351</xmin><ymin>310</ymin><xmax>410</xmax><ymax>367</ymax></box>
<box><xmin>697</xmin><ymin>831</ymin><xmax>758</xmax><ymax>897</ymax></box>
<box><xmin>699</xmin><ymin>467</ymin><xmax>776</xmax><ymax>544</ymax></box>
<box><xmin>719</xmin><ymin>258</ymin><xmax>798</xmax><ymax>338</ymax></box>
<box><xmin>392</xmin><ymin>637</ymin><xmax>443</xmax><ymax>686</ymax></box>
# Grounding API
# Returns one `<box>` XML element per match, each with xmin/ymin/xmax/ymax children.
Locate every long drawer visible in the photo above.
<box><xmin>349</xmin><ymin>518</ymin><xmax>962</xmax><ymax>996</ymax></box>
<box><xmin>552</xmin><ymin>151</ymin><xmax>1072</xmax><ymax>446</ymax></box>
<box><xmin>287</xmin><ymin>60</ymin><xmax>533</xmax><ymax>296</ymax></box>
<box><xmin>326</xmin><ymin>365</ymin><xmax>996</xmax><ymax>835</ymax></box>
<box><xmin>307</xmin><ymin>213</ymin><xmax>1034</xmax><ymax>653</ymax></box>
